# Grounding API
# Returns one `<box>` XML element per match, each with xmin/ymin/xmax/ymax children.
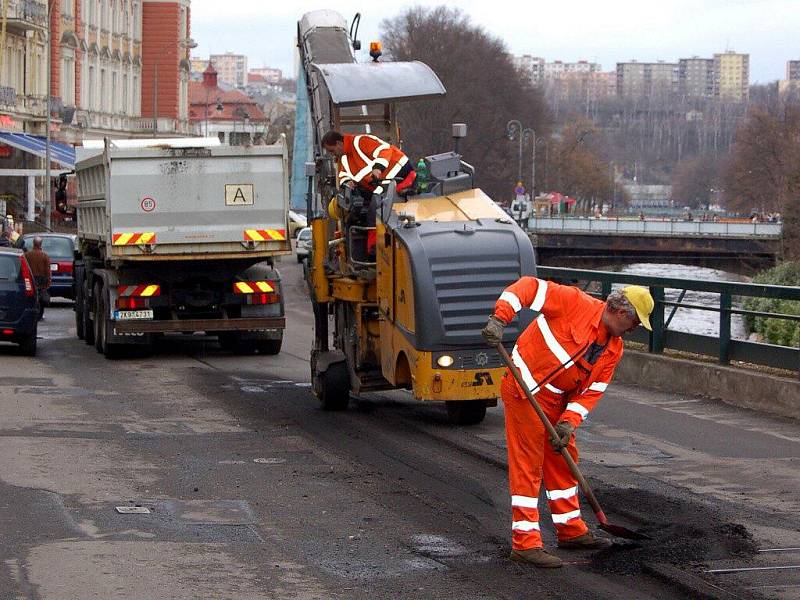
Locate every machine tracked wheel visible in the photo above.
<box><xmin>315</xmin><ymin>361</ymin><xmax>350</xmax><ymax>411</ymax></box>
<box><xmin>445</xmin><ymin>400</ymin><xmax>487</xmax><ymax>425</ymax></box>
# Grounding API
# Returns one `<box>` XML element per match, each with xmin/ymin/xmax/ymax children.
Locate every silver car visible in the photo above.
<box><xmin>296</xmin><ymin>227</ymin><xmax>312</xmax><ymax>263</ymax></box>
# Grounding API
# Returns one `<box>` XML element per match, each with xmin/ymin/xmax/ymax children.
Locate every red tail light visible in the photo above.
<box><xmin>19</xmin><ymin>257</ymin><xmax>35</xmax><ymax>297</ymax></box>
<box><xmin>115</xmin><ymin>297</ymin><xmax>148</xmax><ymax>310</ymax></box>
<box><xmin>55</xmin><ymin>261</ymin><xmax>73</xmax><ymax>274</ymax></box>
<box><xmin>2</xmin><ymin>329</ymin><xmax>13</xmax><ymax>336</ymax></box>
<box><xmin>248</xmin><ymin>292</ymin><xmax>281</xmax><ymax>305</ymax></box>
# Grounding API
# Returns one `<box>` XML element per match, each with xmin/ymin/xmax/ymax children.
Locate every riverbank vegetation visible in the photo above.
<box><xmin>744</xmin><ymin>261</ymin><xmax>800</xmax><ymax>346</ymax></box>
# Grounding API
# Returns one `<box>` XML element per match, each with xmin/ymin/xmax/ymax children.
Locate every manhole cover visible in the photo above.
<box><xmin>115</xmin><ymin>506</ymin><xmax>152</xmax><ymax>514</ymax></box>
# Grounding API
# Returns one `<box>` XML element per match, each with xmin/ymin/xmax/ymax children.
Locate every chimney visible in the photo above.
<box><xmin>203</xmin><ymin>62</ymin><xmax>218</xmax><ymax>88</ymax></box>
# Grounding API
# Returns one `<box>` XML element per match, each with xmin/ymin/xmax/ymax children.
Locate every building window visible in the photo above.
<box><xmin>62</xmin><ymin>0</ymin><xmax>73</xmax><ymax>17</ymax></box>
<box><xmin>133</xmin><ymin>74</ymin><xmax>139</xmax><ymax>114</ymax></box>
<box><xmin>60</xmin><ymin>49</ymin><xmax>76</xmax><ymax>106</ymax></box>
<box><xmin>88</xmin><ymin>66</ymin><xmax>95</xmax><ymax>110</ymax></box>
<box><xmin>100</xmin><ymin>68</ymin><xmax>106</xmax><ymax>111</ymax></box>
<box><xmin>112</xmin><ymin>71</ymin><xmax>118</xmax><ymax>113</ymax></box>
<box><xmin>123</xmin><ymin>73</ymin><xmax>128</xmax><ymax>114</ymax></box>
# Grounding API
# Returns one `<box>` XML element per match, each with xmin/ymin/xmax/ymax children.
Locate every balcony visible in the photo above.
<box><xmin>5</xmin><ymin>0</ymin><xmax>48</xmax><ymax>33</ymax></box>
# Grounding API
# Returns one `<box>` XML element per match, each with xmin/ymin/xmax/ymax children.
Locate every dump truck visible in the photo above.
<box><xmin>295</xmin><ymin>11</ymin><xmax>536</xmax><ymax>424</ymax></box>
<box><xmin>73</xmin><ymin>138</ymin><xmax>291</xmax><ymax>358</ymax></box>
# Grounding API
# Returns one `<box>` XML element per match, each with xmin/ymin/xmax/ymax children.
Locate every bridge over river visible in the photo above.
<box><xmin>527</xmin><ymin>217</ymin><xmax>781</xmax><ymax>268</ymax></box>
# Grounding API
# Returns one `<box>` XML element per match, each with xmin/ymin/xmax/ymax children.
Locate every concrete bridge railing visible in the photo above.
<box><xmin>526</xmin><ymin>217</ymin><xmax>781</xmax><ymax>238</ymax></box>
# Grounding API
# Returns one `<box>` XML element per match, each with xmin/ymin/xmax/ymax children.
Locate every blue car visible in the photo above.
<box><xmin>0</xmin><ymin>247</ymin><xmax>39</xmax><ymax>355</ymax></box>
<box><xmin>22</xmin><ymin>233</ymin><xmax>77</xmax><ymax>300</ymax></box>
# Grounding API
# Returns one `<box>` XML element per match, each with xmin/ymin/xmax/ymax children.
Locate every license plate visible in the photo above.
<box><xmin>50</xmin><ymin>263</ymin><xmax>58</xmax><ymax>271</ymax></box>
<box><xmin>114</xmin><ymin>309</ymin><xmax>154</xmax><ymax>320</ymax></box>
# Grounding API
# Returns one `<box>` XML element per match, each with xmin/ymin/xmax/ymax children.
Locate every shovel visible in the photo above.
<box><xmin>495</xmin><ymin>343</ymin><xmax>651</xmax><ymax>541</ymax></box>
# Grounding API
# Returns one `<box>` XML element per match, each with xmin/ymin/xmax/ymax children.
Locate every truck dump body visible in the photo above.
<box><xmin>77</xmin><ymin>143</ymin><xmax>290</xmax><ymax>259</ymax></box>
<box><xmin>74</xmin><ymin>139</ymin><xmax>290</xmax><ymax>358</ymax></box>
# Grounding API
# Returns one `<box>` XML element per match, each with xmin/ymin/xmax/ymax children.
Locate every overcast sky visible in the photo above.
<box><xmin>190</xmin><ymin>0</ymin><xmax>798</xmax><ymax>83</ymax></box>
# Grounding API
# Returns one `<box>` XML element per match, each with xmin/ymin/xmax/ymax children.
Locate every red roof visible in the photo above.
<box><xmin>247</xmin><ymin>73</ymin><xmax>267</xmax><ymax>83</ymax></box>
<box><xmin>188</xmin><ymin>81</ymin><xmax>267</xmax><ymax>122</ymax></box>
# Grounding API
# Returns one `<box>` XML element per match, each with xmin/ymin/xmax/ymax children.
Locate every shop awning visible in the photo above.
<box><xmin>0</xmin><ymin>132</ymin><xmax>75</xmax><ymax>169</ymax></box>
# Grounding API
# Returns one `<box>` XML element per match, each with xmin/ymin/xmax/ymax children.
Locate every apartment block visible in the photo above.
<box><xmin>0</xmin><ymin>0</ymin><xmax>49</xmax><ymax>135</ymax></box>
<box><xmin>678</xmin><ymin>57</ymin><xmax>714</xmax><ymax>98</ymax></box>
<box><xmin>249</xmin><ymin>66</ymin><xmax>282</xmax><ymax>84</ymax></box>
<box><xmin>210</xmin><ymin>52</ymin><xmax>247</xmax><ymax>88</ymax></box>
<box><xmin>616</xmin><ymin>60</ymin><xmax>677</xmax><ymax>99</ymax></box>
<box><xmin>787</xmin><ymin>60</ymin><xmax>800</xmax><ymax>81</ymax></box>
<box><xmin>513</xmin><ymin>54</ymin><xmax>545</xmax><ymax>84</ymax></box>
<box><xmin>713</xmin><ymin>51</ymin><xmax>749</xmax><ymax>102</ymax></box>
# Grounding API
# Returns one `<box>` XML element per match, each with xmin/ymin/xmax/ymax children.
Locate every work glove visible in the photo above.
<box><xmin>481</xmin><ymin>315</ymin><xmax>505</xmax><ymax>346</ymax></box>
<box><xmin>550</xmin><ymin>421</ymin><xmax>575</xmax><ymax>451</ymax></box>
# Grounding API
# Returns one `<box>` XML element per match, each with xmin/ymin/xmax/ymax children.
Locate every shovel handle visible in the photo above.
<box><xmin>495</xmin><ymin>343</ymin><xmax>607</xmax><ymax>521</ymax></box>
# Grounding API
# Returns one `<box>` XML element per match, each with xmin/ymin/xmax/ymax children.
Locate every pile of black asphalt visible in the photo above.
<box><xmin>588</xmin><ymin>486</ymin><xmax>758</xmax><ymax>575</ymax></box>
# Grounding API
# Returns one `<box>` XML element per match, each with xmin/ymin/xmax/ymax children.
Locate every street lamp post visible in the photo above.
<box><xmin>506</xmin><ymin>120</ymin><xmax>523</xmax><ymax>183</ymax></box>
<box><xmin>506</xmin><ymin>120</ymin><xmax>536</xmax><ymax>196</ymax></box>
<box><xmin>152</xmin><ymin>37</ymin><xmax>196</xmax><ymax>137</ymax></box>
<box><xmin>204</xmin><ymin>93</ymin><xmax>223</xmax><ymax>138</ymax></box>
<box><xmin>44</xmin><ymin>0</ymin><xmax>56</xmax><ymax>229</ymax></box>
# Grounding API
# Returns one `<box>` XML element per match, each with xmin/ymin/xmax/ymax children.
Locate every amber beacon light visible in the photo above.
<box><xmin>369</xmin><ymin>41</ymin><xmax>382</xmax><ymax>62</ymax></box>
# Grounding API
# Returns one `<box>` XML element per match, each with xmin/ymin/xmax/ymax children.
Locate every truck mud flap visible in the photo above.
<box><xmin>113</xmin><ymin>317</ymin><xmax>286</xmax><ymax>334</ymax></box>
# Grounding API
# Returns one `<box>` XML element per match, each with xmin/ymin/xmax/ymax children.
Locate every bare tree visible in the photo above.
<box><xmin>380</xmin><ymin>6</ymin><xmax>549</xmax><ymax>202</ymax></box>
<box><xmin>671</xmin><ymin>156</ymin><xmax>722</xmax><ymax>209</ymax></box>
<box><xmin>724</xmin><ymin>101</ymin><xmax>800</xmax><ymax>258</ymax></box>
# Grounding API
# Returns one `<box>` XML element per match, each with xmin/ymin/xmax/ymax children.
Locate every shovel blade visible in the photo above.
<box><xmin>599</xmin><ymin>522</ymin><xmax>652</xmax><ymax>541</ymax></box>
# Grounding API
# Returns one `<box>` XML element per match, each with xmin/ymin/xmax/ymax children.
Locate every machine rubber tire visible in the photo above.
<box><xmin>83</xmin><ymin>279</ymin><xmax>95</xmax><ymax>345</ymax></box>
<box><xmin>18</xmin><ymin>327</ymin><xmax>37</xmax><ymax>356</ymax></box>
<box><xmin>315</xmin><ymin>361</ymin><xmax>350</xmax><ymax>411</ymax></box>
<box><xmin>445</xmin><ymin>400</ymin><xmax>487</xmax><ymax>425</ymax></box>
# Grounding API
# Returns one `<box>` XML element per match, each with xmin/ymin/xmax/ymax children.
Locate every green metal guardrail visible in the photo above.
<box><xmin>537</xmin><ymin>266</ymin><xmax>800</xmax><ymax>375</ymax></box>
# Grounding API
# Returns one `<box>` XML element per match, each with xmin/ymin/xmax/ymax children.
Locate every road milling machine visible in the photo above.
<box><xmin>296</xmin><ymin>10</ymin><xmax>536</xmax><ymax>424</ymax></box>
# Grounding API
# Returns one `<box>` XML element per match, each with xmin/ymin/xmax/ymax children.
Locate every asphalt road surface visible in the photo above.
<box><xmin>1</xmin><ymin>256</ymin><xmax>798</xmax><ymax>599</ymax></box>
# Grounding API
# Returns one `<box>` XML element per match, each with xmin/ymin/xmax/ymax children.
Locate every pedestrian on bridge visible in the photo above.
<box><xmin>482</xmin><ymin>280</ymin><xmax>654</xmax><ymax>568</ymax></box>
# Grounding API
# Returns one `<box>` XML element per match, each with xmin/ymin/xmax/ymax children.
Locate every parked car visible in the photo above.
<box><xmin>0</xmin><ymin>247</ymin><xmax>39</xmax><ymax>355</ymax></box>
<box><xmin>296</xmin><ymin>227</ymin><xmax>312</xmax><ymax>263</ymax></box>
<box><xmin>289</xmin><ymin>210</ymin><xmax>308</xmax><ymax>238</ymax></box>
<box><xmin>21</xmin><ymin>233</ymin><xmax>77</xmax><ymax>300</ymax></box>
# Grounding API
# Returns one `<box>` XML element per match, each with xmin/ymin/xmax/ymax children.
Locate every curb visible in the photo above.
<box><xmin>616</xmin><ymin>349</ymin><xmax>800</xmax><ymax>421</ymax></box>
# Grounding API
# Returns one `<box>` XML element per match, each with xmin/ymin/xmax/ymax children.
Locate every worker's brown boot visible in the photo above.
<box><xmin>557</xmin><ymin>532</ymin><xmax>613</xmax><ymax>550</ymax></box>
<box><xmin>509</xmin><ymin>548</ymin><xmax>563</xmax><ymax>568</ymax></box>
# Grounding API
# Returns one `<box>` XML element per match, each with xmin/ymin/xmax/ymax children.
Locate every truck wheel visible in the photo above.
<box><xmin>95</xmin><ymin>283</ymin><xmax>125</xmax><ymax>359</ymax></box>
<box><xmin>314</xmin><ymin>361</ymin><xmax>350</xmax><ymax>411</ymax></box>
<box><xmin>93</xmin><ymin>281</ymin><xmax>104</xmax><ymax>353</ymax></box>
<box><xmin>18</xmin><ymin>326</ymin><xmax>37</xmax><ymax>357</ymax></box>
<box><xmin>83</xmin><ymin>280</ymin><xmax>95</xmax><ymax>345</ymax></box>
<box><xmin>74</xmin><ymin>278</ymin><xmax>85</xmax><ymax>340</ymax></box>
<box><xmin>445</xmin><ymin>400</ymin><xmax>487</xmax><ymax>425</ymax></box>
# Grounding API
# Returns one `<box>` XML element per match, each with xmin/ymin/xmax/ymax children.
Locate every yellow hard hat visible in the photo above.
<box><xmin>622</xmin><ymin>286</ymin><xmax>654</xmax><ymax>331</ymax></box>
<box><xmin>328</xmin><ymin>196</ymin><xmax>340</xmax><ymax>220</ymax></box>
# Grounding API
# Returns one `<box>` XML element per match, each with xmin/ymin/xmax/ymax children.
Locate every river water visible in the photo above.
<box><xmin>608</xmin><ymin>263</ymin><xmax>750</xmax><ymax>339</ymax></box>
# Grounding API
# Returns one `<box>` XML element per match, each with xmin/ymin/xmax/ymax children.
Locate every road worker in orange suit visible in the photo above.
<box><xmin>482</xmin><ymin>281</ymin><xmax>654</xmax><ymax>568</ymax></box>
<box><xmin>321</xmin><ymin>130</ymin><xmax>416</xmax><ymax>256</ymax></box>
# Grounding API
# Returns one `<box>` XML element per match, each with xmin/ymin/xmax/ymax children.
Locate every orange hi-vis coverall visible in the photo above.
<box><xmin>493</xmin><ymin>277</ymin><xmax>623</xmax><ymax>550</ymax></box>
<box><xmin>336</xmin><ymin>134</ymin><xmax>411</xmax><ymax>194</ymax></box>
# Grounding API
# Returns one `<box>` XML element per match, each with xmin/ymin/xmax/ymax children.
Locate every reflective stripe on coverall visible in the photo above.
<box><xmin>494</xmin><ymin>277</ymin><xmax>623</xmax><ymax>550</ymax></box>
